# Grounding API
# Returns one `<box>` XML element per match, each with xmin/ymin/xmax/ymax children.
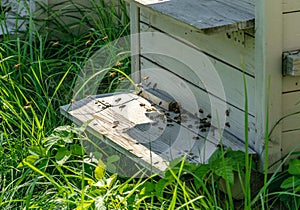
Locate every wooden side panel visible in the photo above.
<box><xmin>140</xmin><ymin>9</ymin><xmax>255</xmax><ymax>76</ymax></box>
<box><xmin>140</xmin><ymin>58</ymin><xmax>257</xmax><ymax>149</ymax></box>
<box><xmin>282</xmin><ymin>91</ymin><xmax>300</xmax><ymax>132</ymax></box>
<box><xmin>283</xmin><ymin>0</ymin><xmax>300</xmax><ymax>13</ymax></box>
<box><xmin>140</xmin><ymin>24</ymin><xmax>256</xmax><ymax>116</ymax></box>
<box><xmin>282</xmin><ymin>130</ymin><xmax>300</xmax><ymax>158</ymax></box>
<box><xmin>283</xmin><ymin>12</ymin><xmax>300</xmax><ymax>51</ymax></box>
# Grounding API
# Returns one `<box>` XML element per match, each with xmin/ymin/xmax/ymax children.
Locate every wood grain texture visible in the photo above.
<box><xmin>140</xmin><ymin>58</ymin><xmax>257</xmax><ymax>149</ymax></box>
<box><xmin>282</xmin><ymin>91</ymin><xmax>300</xmax><ymax>132</ymax></box>
<box><xmin>139</xmin><ymin>25</ymin><xmax>255</xmax><ymax>115</ymax></box>
<box><xmin>140</xmin><ymin>9</ymin><xmax>255</xmax><ymax>76</ymax></box>
<box><xmin>61</xmin><ymin>92</ymin><xmax>255</xmax><ymax>173</ymax></box>
<box><xmin>128</xmin><ymin>0</ymin><xmax>254</xmax><ymax>33</ymax></box>
<box><xmin>283</xmin><ymin>12</ymin><xmax>300</xmax><ymax>51</ymax></box>
<box><xmin>282</xmin><ymin>0</ymin><xmax>300</xmax><ymax>13</ymax></box>
<box><xmin>255</xmin><ymin>0</ymin><xmax>283</xmax><ymax>171</ymax></box>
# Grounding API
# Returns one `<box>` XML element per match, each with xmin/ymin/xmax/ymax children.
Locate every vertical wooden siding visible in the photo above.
<box><xmin>282</xmin><ymin>0</ymin><xmax>300</xmax><ymax>158</ymax></box>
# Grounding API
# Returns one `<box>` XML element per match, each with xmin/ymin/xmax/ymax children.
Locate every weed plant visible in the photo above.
<box><xmin>1</xmin><ymin>0</ymin><xmax>300</xmax><ymax>209</ymax></box>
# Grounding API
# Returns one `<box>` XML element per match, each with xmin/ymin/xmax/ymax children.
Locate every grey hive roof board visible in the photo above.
<box><xmin>129</xmin><ymin>0</ymin><xmax>255</xmax><ymax>33</ymax></box>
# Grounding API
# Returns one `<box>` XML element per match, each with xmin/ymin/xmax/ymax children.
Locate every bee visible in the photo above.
<box><xmin>203</xmin><ymin>122</ymin><xmax>211</xmax><ymax>127</ymax></box>
<box><xmin>199</xmin><ymin>108</ymin><xmax>204</xmax><ymax>114</ymax></box>
<box><xmin>158</xmin><ymin>101</ymin><xmax>162</xmax><ymax>106</ymax></box>
<box><xmin>137</xmin><ymin>90</ymin><xmax>143</xmax><ymax>96</ymax></box>
<box><xmin>139</xmin><ymin>103</ymin><xmax>145</xmax><ymax>107</ymax></box>
<box><xmin>85</xmin><ymin>40</ymin><xmax>91</xmax><ymax>46</ymax></box>
<box><xmin>154</xmin><ymin>161</ymin><xmax>159</xmax><ymax>165</ymax></box>
<box><xmin>143</xmin><ymin>76</ymin><xmax>149</xmax><ymax>81</ymax></box>
<box><xmin>119</xmin><ymin>104</ymin><xmax>126</xmax><ymax>109</ymax></box>
<box><xmin>102</xmin><ymin>36</ymin><xmax>108</xmax><ymax>41</ymax></box>
<box><xmin>226</xmin><ymin>109</ymin><xmax>230</xmax><ymax>117</ymax></box>
<box><xmin>193</xmin><ymin>136</ymin><xmax>200</xmax><ymax>140</ymax></box>
<box><xmin>112</xmin><ymin>121</ymin><xmax>119</xmax><ymax>128</ymax></box>
<box><xmin>167</xmin><ymin>118</ymin><xmax>172</xmax><ymax>122</ymax></box>
<box><xmin>207</xmin><ymin>114</ymin><xmax>212</xmax><ymax>119</ymax></box>
<box><xmin>167</xmin><ymin>123</ymin><xmax>174</xmax><ymax>127</ymax></box>
<box><xmin>23</xmin><ymin>105</ymin><xmax>31</xmax><ymax>109</ymax></box>
<box><xmin>14</xmin><ymin>63</ymin><xmax>21</xmax><ymax>68</ymax></box>
<box><xmin>115</xmin><ymin>61</ymin><xmax>123</xmax><ymax>67</ymax></box>
<box><xmin>188</xmin><ymin>125</ymin><xmax>193</xmax><ymax>128</ymax></box>
<box><xmin>153</xmin><ymin>83</ymin><xmax>157</xmax><ymax>89</ymax></box>
<box><xmin>118</xmin><ymin>77</ymin><xmax>125</xmax><ymax>81</ymax></box>
<box><xmin>109</xmin><ymin>72</ymin><xmax>116</xmax><ymax>77</ymax></box>
<box><xmin>201</xmin><ymin>128</ymin><xmax>207</xmax><ymax>132</ymax></box>
<box><xmin>52</xmin><ymin>41</ymin><xmax>59</xmax><ymax>46</ymax></box>
<box><xmin>115</xmin><ymin>98</ymin><xmax>122</xmax><ymax>103</ymax></box>
<box><xmin>225</xmin><ymin>122</ymin><xmax>231</xmax><ymax>128</ymax></box>
<box><xmin>146</xmin><ymin>82</ymin><xmax>152</xmax><ymax>87</ymax></box>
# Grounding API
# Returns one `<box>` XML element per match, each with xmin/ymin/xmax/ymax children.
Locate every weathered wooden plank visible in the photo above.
<box><xmin>140</xmin><ymin>8</ymin><xmax>255</xmax><ymax>75</ymax></box>
<box><xmin>139</xmin><ymin>25</ymin><xmax>255</xmax><ymax>115</ymax></box>
<box><xmin>282</xmin><ymin>129</ymin><xmax>300</xmax><ymax>159</ymax></box>
<box><xmin>282</xmin><ymin>91</ymin><xmax>300</xmax><ymax>132</ymax></box>
<box><xmin>283</xmin><ymin>51</ymin><xmax>300</xmax><ymax>76</ymax></box>
<box><xmin>127</xmin><ymin>0</ymin><xmax>254</xmax><ymax>33</ymax></box>
<box><xmin>61</xmin><ymin>92</ymin><xmax>255</xmax><ymax>174</ymax></box>
<box><xmin>282</xmin><ymin>0</ymin><xmax>300</xmax><ymax>13</ymax></box>
<box><xmin>141</xmin><ymin>58</ymin><xmax>257</xmax><ymax>149</ymax></box>
<box><xmin>283</xmin><ymin>76</ymin><xmax>300</xmax><ymax>93</ymax></box>
<box><xmin>255</xmin><ymin>0</ymin><xmax>283</xmax><ymax>171</ymax></box>
<box><xmin>283</xmin><ymin>12</ymin><xmax>300</xmax><ymax>51</ymax></box>
<box><xmin>130</xmin><ymin>4</ymin><xmax>141</xmax><ymax>84</ymax></box>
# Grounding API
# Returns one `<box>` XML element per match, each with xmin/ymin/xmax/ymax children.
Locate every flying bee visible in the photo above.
<box><xmin>102</xmin><ymin>36</ymin><xmax>108</xmax><ymax>41</ymax></box>
<box><xmin>115</xmin><ymin>98</ymin><xmax>122</xmax><ymax>103</ymax></box>
<box><xmin>85</xmin><ymin>40</ymin><xmax>91</xmax><ymax>46</ymax></box>
<box><xmin>109</xmin><ymin>72</ymin><xmax>116</xmax><ymax>77</ymax></box>
<box><xmin>23</xmin><ymin>105</ymin><xmax>31</xmax><ymax>109</ymax></box>
<box><xmin>115</xmin><ymin>61</ymin><xmax>123</xmax><ymax>67</ymax></box>
<box><xmin>118</xmin><ymin>77</ymin><xmax>125</xmax><ymax>81</ymax></box>
<box><xmin>143</xmin><ymin>76</ymin><xmax>149</xmax><ymax>81</ymax></box>
<box><xmin>52</xmin><ymin>41</ymin><xmax>59</xmax><ymax>46</ymax></box>
<box><xmin>14</xmin><ymin>63</ymin><xmax>21</xmax><ymax>68</ymax></box>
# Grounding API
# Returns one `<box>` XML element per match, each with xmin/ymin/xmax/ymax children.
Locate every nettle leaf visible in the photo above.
<box><xmin>95</xmin><ymin>160</ymin><xmax>106</xmax><ymax>180</ymax></box>
<box><xmin>70</xmin><ymin>144</ymin><xmax>84</xmax><ymax>156</ymax></box>
<box><xmin>155</xmin><ymin>178</ymin><xmax>174</xmax><ymax>201</ymax></box>
<box><xmin>28</xmin><ymin>145</ymin><xmax>46</xmax><ymax>157</ymax></box>
<box><xmin>55</xmin><ymin>147</ymin><xmax>71</xmax><ymax>165</ymax></box>
<box><xmin>281</xmin><ymin>176</ymin><xmax>300</xmax><ymax>189</ymax></box>
<box><xmin>208</xmin><ymin>148</ymin><xmax>222</xmax><ymax>166</ymax></box>
<box><xmin>225</xmin><ymin>150</ymin><xmax>246</xmax><ymax>169</ymax></box>
<box><xmin>107</xmin><ymin>155</ymin><xmax>120</xmax><ymax>163</ymax></box>
<box><xmin>194</xmin><ymin>164</ymin><xmax>211</xmax><ymax>189</ymax></box>
<box><xmin>214</xmin><ymin>165</ymin><xmax>234</xmax><ymax>184</ymax></box>
<box><xmin>288</xmin><ymin>159</ymin><xmax>300</xmax><ymax>175</ymax></box>
<box><xmin>17</xmin><ymin>155</ymin><xmax>39</xmax><ymax>168</ymax></box>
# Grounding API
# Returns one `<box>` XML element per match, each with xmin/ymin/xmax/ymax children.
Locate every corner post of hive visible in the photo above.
<box><xmin>255</xmin><ymin>0</ymin><xmax>283</xmax><ymax>172</ymax></box>
<box><xmin>129</xmin><ymin>2</ymin><xmax>141</xmax><ymax>84</ymax></box>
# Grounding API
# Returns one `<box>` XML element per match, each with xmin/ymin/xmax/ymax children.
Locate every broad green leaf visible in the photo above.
<box><xmin>76</xmin><ymin>200</ymin><xmax>94</xmax><ymax>210</ymax></box>
<box><xmin>55</xmin><ymin>147</ymin><xmax>71</xmax><ymax>165</ymax></box>
<box><xmin>140</xmin><ymin>181</ymin><xmax>155</xmax><ymax>196</ymax></box>
<box><xmin>17</xmin><ymin>155</ymin><xmax>39</xmax><ymax>168</ymax></box>
<box><xmin>208</xmin><ymin>148</ymin><xmax>222</xmax><ymax>166</ymax></box>
<box><xmin>107</xmin><ymin>155</ymin><xmax>120</xmax><ymax>163</ymax></box>
<box><xmin>214</xmin><ymin>165</ymin><xmax>234</xmax><ymax>184</ymax></box>
<box><xmin>107</xmin><ymin>163</ymin><xmax>117</xmax><ymax>173</ymax></box>
<box><xmin>225</xmin><ymin>150</ymin><xmax>246</xmax><ymax>169</ymax></box>
<box><xmin>28</xmin><ymin>145</ymin><xmax>46</xmax><ymax>157</ymax></box>
<box><xmin>194</xmin><ymin>164</ymin><xmax>211</xmax><ymax>189</ymax></box>
<box><xmin>288</xmin><ymin>159</ymin><xmax>300</xmax><ymax>175</ymax></box>
<box><xmin>70</xmin><ymin>144</ymin><xmax>84</xmax><ymax>156</ymax></box>
<box><xmin>95</xmin><ymin>160</ymin><xmax>106</xmax><ymax>180</ymax></box>
<box><xmin>281</xmin><ymin>176</ymin><xmax>300</xmax><ymax>189</ymax></box>
<box><xmin>155</xmin><ymin>178</ymin><xmax>174</xmax><ymax>201</ymax></box>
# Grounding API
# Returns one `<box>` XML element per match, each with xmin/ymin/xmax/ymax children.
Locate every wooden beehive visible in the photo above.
<box><xmin>61</xmin><ymin>0</ymin><xmax>300</xmax><ymax>173</ymax></box>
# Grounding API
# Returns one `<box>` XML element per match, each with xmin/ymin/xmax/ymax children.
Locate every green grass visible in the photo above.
<box><xmin>1</xmin><ymin>0</ymin><xmax>300</xmax><ymax>209</ymax></box>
